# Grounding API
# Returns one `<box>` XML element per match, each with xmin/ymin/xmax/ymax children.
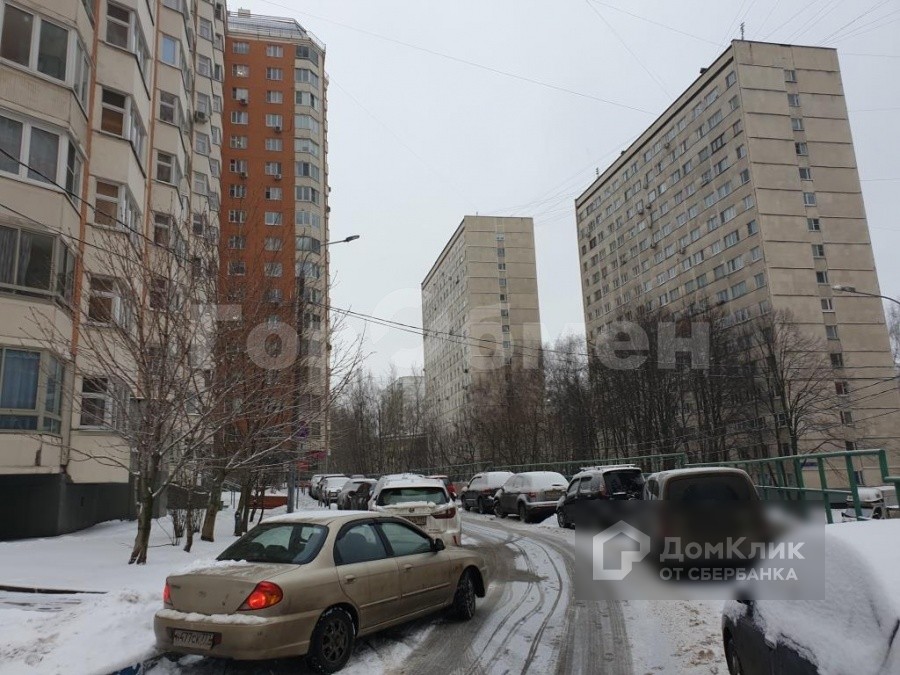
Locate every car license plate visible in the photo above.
<box><xmin>172</xmin><ymin>629</ymin><xmax>216</xmax><ymax>651</ymax></box>
<box><xmin>545</xmin><ymin>490</ymin><xmax>561</xmax><ymax>499</ymax></box>
<box><xmin>405</xmin><ymin>515</ymin><xmax>427</xmax><ymax>526</ymax></box>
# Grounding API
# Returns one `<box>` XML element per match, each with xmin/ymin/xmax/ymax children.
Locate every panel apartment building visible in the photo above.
<box><xmin>0</xmin><ymin>0</ymin><xmax>225</xmax><ymax>537</ymax></box>
<box><xmin>575</xmin><ymin>40</ymin><xmax>900</xmax><ymax>475</ymax></box>
<box><xmin>422</xmin><ymin>216</ymin><xmax>542</xmax><ymax>433</ymax></box>
<box><xmin>220</xmin><ymin>10</ymin><xmax>330</xmax><ymax>469</ymax></box>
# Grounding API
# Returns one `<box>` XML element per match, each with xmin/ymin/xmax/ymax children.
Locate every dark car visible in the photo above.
<box><xmin>336</xmin><ymin>478</ymin><xmax>377</xmax><ymax>510</ymax></box>
<box><xmin>494</xmin><ymin>472</ymin><xmax>568</xmax><ymax>523</ymax></box>
<box><xmin>722</xmin><ymin>521</ymin><xmax>900</xmax><ymax>675</ymax></box>
<box><xmin>460</xmin><ymin>471</ymin><xmax>513</xmax><ymax>514</ymax></box>
<box><xmin>556</xmin><ymin>465</ymin><xmax>645</xmax><ymax>529</ymax></box>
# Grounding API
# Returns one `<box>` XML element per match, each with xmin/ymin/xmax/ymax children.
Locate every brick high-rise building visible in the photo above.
<box><xmin>575</xmin><ymin>41</ymin><xmax>899</xmax><ymax>478</ymax></box>
<box><xmin>220</xmin><ymin>10</ymin><xmax>329</xmax><ymax>470</ymax></box>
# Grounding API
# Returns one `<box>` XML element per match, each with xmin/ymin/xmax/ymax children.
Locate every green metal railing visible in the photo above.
<box><xmin>689</xmin><ymin>449</ymin><xmax>900</xmax><ymax>524</ymax></box>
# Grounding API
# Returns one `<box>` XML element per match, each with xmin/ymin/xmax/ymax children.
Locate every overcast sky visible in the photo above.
<box><xmin>239</xmin><ymin>0</ymin><xmax>900</xmax><ymax>378</ymax></box>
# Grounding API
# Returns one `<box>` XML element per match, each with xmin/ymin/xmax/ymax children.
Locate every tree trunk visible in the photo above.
<box><xmin>183</xmin><ymin>482</ymin><xmax>196</xmax><ymax>553</ymax></box>
<box><xmin>201</xmin><ymin>476</ymin><xmax>224</xmax><ymax>542</ymax></box>
<box><xmin>129</xmin><ymin>490</ymin><xmax>154</xmax><ymax>565</ymax></box>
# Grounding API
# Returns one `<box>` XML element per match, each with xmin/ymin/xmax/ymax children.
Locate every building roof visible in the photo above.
<box><xmin>227</xmin><ymin>10</ymin><xmax>324</xmax><ymax>50</ymax></box>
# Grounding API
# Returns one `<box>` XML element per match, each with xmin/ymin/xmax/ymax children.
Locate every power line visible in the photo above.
<box><xmin>587</xmin><ymin>1</ymin><xmax>720</xmax><ymax>46</ymax></box>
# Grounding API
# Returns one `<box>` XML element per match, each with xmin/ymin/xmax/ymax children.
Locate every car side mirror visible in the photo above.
<box><xmin>431</xmin><ymin>538</ymin><xmax>446</xmax><ymax>552</ymax></box>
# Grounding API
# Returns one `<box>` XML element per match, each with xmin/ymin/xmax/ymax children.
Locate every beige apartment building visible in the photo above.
<box><xmin>575</xmin><ymin>40</ymin><xmax>900</xmax><ymax>478</ymax></box>
<box><xmin>0</xmin><ymin>0</ymin><xmax>225</xmax><ymax>537</ymax></box>
<box><xmin>422</xmin><ymin>216</ymin><xmax>542</xmax><ymax>433</ymax></box>
<box><xmin>220</xmin><ymin>10</ymin><xmax>330</xmax><ymax>473</ymax></box>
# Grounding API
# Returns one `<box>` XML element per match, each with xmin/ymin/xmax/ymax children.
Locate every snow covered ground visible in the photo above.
<box><xmin>0</xmin><ymin>495</ymin><xmax>300</xmax><ymax>675</ymax></box>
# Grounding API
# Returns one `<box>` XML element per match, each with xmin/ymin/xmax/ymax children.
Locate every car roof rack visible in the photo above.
<box><xmin>578</xmin><ymin>463</ymin><xmax>639</xmax><ymax>473</ymax></box>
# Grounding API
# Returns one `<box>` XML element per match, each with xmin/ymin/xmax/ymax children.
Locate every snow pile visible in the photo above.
<box><xmin>751</xmin><ymin>521</ymin><xmax>900</xmax><ymax>675</ymax></box>
<box><xmin>156</xmin><ymin>608</ymin><xmax>268</xmax><ymax>625</ymax></box>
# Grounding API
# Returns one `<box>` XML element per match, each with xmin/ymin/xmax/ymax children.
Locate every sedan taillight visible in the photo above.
<box><xmin>163</xmin><ymin>581</ymin><xmax>172</xmax><ymax>606</ymax></box>
<box><xmin>434</xmin><ymin>507</ymin><xmax>457</xmax><ymax>519</ymax></box>
<box><xmin>238</xmin><ymin>581</ymin><xmax>283</xmax><ymax>611</ymax></box>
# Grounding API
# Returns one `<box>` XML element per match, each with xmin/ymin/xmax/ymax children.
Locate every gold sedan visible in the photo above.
<box><xmin>154</xmin><ymin>511</ymin><xmax>488</xmax><ymax>673</ymax></box>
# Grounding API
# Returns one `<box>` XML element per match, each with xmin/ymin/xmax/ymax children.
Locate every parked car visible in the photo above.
<box><xmin>428</xmin><ymin>475</ymin><xmax>457</xmax><ymax>500</ymax></box>
<box><xmin>643</xmin><ymin>467</ymin><xmax>758</xmax><ymax>502</ymax></box>
<box><xmin>460</xmin><ymin>471</ymin><xmax>514</xmax><ymax>514</ymax></box>
<box><xmin>722</xmin><ymin>520</ymin><xmax>900</xmax><ymax>675</ymax></box>
<box><xmin>155</xmin><ymin>511</ymin><xmax>488</xmax><ymax>673</ymax></box>
<box><xmin>493</xmin><ymin>471</ymin><xmax>568</xmax><ymax>523</ymax></box>
<box><xmin>310</xmin><ymin>474</ymin><xmax>347</xmax><ymax>500</ymax></box>
<box><xmin>371</xmin><ymin>476</ymin><xmax>462</xmax><ymax>546</ymax></box>
<box><xmin>841</xmin><ymin>485</ymin><xmax>899</xmax><ymax>521</ymax></box>
<box><xmin>336</xmin><ymin>479</ymin><xmax>377</xmax><ymax>510</ymax></box>
<box><xmin>319</xmin><ymin>476</ymin><xmax>351</xmax><ymax>506</ymax></box>
<box><xmin>369</xmin><ymin>473</ymin><xmax>426</xmax><ymax>507</ymax></box>
<box><xmin>556</xmin><ymin>464</ymin><xmax>645</xmax><ymax>529</ymax></box>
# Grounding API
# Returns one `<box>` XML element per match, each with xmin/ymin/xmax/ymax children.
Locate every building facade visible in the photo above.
<box><xmin>422</xmin><ymin>216</ymin><xmax>542</xmax><ymax>432</ymax></box>
<box><xmin>575</xmin><ymin>41</ymin><xmax>900</xmax><ymax>476</ymax></box>
<box><xmin>0</xmin><ymin>0</ymin><xmax>225</xmax><ymax>537</ymax></box>
<box><xmin>219</xmin><ymin>10</ymin><xmax>329</xmax><ymax>471</ymax></box>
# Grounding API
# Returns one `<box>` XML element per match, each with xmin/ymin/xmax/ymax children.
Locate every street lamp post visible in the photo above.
<box><xmin>832</xmin><ymin>285</ymin><xmax>900</xmax><ymax>308</ymax></box>
<box><xmin>286</xmin><ymin>233</ymin><xmax>360</xmax><ymax>511</ymax></box>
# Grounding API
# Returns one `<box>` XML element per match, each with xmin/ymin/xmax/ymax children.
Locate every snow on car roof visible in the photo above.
<box><xmin>379</xmin><ymin>477</ymin><xmax>446</xmax><ymax>489</ymax></box>
<box><xmin>262</xmin><ymin>510</ymin><xmax>372</xmax><ymax>525</ymax></box>
<box><xmin>648</xmin><ymin>466</ymin><xmax>752</xmax><ymax>481</ymax></box>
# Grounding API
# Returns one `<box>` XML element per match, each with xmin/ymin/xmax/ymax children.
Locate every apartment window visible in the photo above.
<box><xmin>296</xmin><ymin>211</ymin><xmax>320</xmax><ymax>229</ymax></box>
<box><xmin>265</xmin><ymin>114</ymin><xmax>283</xmax><ymax>128</ymax></box>
<box><xmin>499</xmin><ymin>278</ymin><xmax>507</xmax><ymax>287</ymax></box>
<box><xmin>808</xmin><ymin>218</ymin><xmax>821</xmax><ymax>231</ymax></box>
<box><xmin>726</xmin><ymin>255</ymin><xmax>744</xmax><ymax>273</ymax></box>
<box><xmin>826</xmin><ymin>325</ymin><xmax>839</xmax><ymax>340</ymax></box>
<box><xmin>750</xmin><ymin>246</ymin><xmax>762</xmax><ymax>262</ymax></box>
<box><xmin>297</xmin><ymin>261</ymin><xmax>321</xmax><ymax>279</ymax></box>
<box><xmin>100</xmin><ymin>89</ymin><xmax>145</xmax><ymax>157</ymax></box>
<box><xmin>830</xmin><ymin>352</ymin><xmax>844</xmax><ymax>367</ymax></box>
<box><xmin>1</xmin><ymin>4</ymin><xmax>73</xmax><ymax>82</ymax></box>
<box><xmin>80</xmin><ymin>376</ymin><xmax>128</xmax><ymax>431</ymax></box>
<box><xmin>228</xmin><ymin>261</ymin><xmax>245</xmax><ymax>276</ymax></box>
<box><xmin>191</xmin><ymin>212</ymin><xmax>206</xmax><ymax>236</ymax></box>
<box><xmin>743</xmin><ymin>195</ymin><xmax>755</xmax><ymax>210</ymax></box>
<box><xmin>264</xmin><ymin>162</ymin><xmax>282</xmax><ymax>176</ymax></box>
<box><xmin>296</xmin><ymin>91</ymin><xmax>319</xmax><ymax>110</ymax></box>
<box><xmin>197</xmin><ymin>55</ymin><xmax>212</xmax><ymax>78</ymax></box>
<box><xmin>93</xmin><ymin>180</ymin><xmax>140</xmax><ymax>231</ymax></box>
<box><xmin>840</xmin><ymin>411</ymin><xmax>854</xmax><ymax>425</ymax></box>
<box><xmin>265</xmin><ymin>187</ymin><xmax>282</xmax><ymax>200</ymax></box>
<box><xmin>754</xmin><ymin>272</ymin><xmax>766</xmax><ymax>288</ymax></box>
<box><xmin>265</xmin><ymin>138</ymin><xmax>283</xmax><ymax>151</ymax></box>
<box><xmin>232</xmin><ymin>64</ymin><xmax>249</xmax><ymax>77</ymax></box>
<box><xmin>265</xmin><ymin>67</ymin><xmax>283</xmax><ymax>80</ymax></box>
<box><xmin>0</xmin><ymin>113</ymin><xmax>78</xmax><ymax>186</ymax></box>
<box><xmin>261</xmin><ymin>237</ymin><xmax>282</xmax><ymax>252</ymax></box>
<box><xmin>710</xmin><ymin>134</ymin><xmax>725</xmax><ymax>153</ymax></box>
<box><xmin>296</xmin><ymin>162</ymin><xmax>320</xmax><ymax>181</ymax></box>
<box><xmin>159</xmin><ymin>33</ymin><xmax>181</xmax><ymax>67</ymax></box>
<box><xmin>835</xmin><ymin>381</ymin><xmax>849</xmax><ymax>396</ymax></box>
<box><xmin>209</xmin><ymin>159</ymin><xmax>220</xmax><ymax>178</ymax></box>
<box><xmin>266</xmin><ymin>90</ymin><xmax>283</xmax><ymax>104</ymax></box>
<box><xmin>230</xmin><ymin>135</ymin><xmax>248</xmax><ymax>149</ymax></box>
<box><xmin>262</xmin><ymin>43</ymin><xmax>284</xmax><ymax>57</ymax></box>
<box><xmin>791</xmin><ymin>117</ymin><xmax>804</xmax><ymax>131</ymax></box>
<box><xmin>295</xmin><ymin>68</ymin><xmax>320</xmax><ymax>87</ymax></box>
<box><xmin>799</xmin><ymin>167</ymin><xmax>812</xmax><ymax>180</ymax></box>
<box><xmin>227</xmin><ymin>209</ymin><xmax>246</xmax><ymax>223</ymax></box>
<box><xmin>155</xmin><ymin>151</ymin><xmax>179</xmax><ymax>184</ymax></box>
<box><xmin>264</xmin><ymin>211</ymin><xmax>282</xmax><ymax>226</ymax></box>
<box><xmin>498</xmin><ymin>263</ymin><xmax>507</xmax><ymax>271</ymax></box>
<box><xmin>816</xmin><ymin>271</ymin><xmax>829</xmax><ymax>284</ymax></box>
<box><xmin>229</xmin><ymin>184</ymin><xmax>246</xmax><ymax>198</ymax></box>
<box><xmin>227</xmin><ymin>235</ymin><xmax>245</xmax><ymax>249</ymax></box>
<box><xmin>296</xmin><ymin>137</ymin><xmax>320</xmax><ymax>157</ymax></box>
<box><xmin>725</xmin><ymin>71</ymin><xmax>736</xmax><ymax>87</ymax></box>
<box><xmin>195</xmin><ymin>17</ymin><xmax>212</xmax><ymax>40</ymax></box>
<box><xmin>230</xmin><ymin>111</ymin><xmax>249</xmax><ymax>125</ymax></box>
<box><xmin>812</xmin><ymin>244</ymin><xmax>825</xmax><ymax>258</ymax></box>
<box><xmin>295</xmin><ymin>114</ymin><xmax>320</xmax><ymax>134</ymax></box>
<box><xmin>192</xmin><ymin>171</ymin><xmax>207</xmax><ymax>195</ymax></box>
<box><xmin>730</xmin><ymin>281</ymin><xmax>747</xmax><ymax>299</ymax></box>
<box><xmin>0</xmin><ymin>224</ymin><xmax>71</xmax><ymax>301</ymax></box>
<box><xmin>229</xmin><ymin>159</ymin><xmax>247</xmax><ymax>173</ymax></box>
<box><xmin>720</xmin><ymin>206</ymin><xmax>736</xmax><ymax>224</ymax></box>
<box><xmin>0</xmin><ymin>348</ymin><xmax>63</xmax><ymax>432</ymax></box>
<box><xmin>795</xmin><ymin>142</ymin><xmax>808</xmax><ymax>156</ymax></box>
<box><xmin>739</xmin><ymin>168</ymin><xmax>750</xmax><ymax>185</ymax></box>
<box><xmin>296</xmin><ymin>236</ymin><xmax>321</xmax><ymax>253</ymax></box>
<box><xmin>151</xmin><ymin>213</ymin><xmax>172</xmax><ymax>247</ymax></box>
<box><xmin>822</xmin><ymin>298</ymin><xmax>835</xmax><ymax>312</ymax></box>
<box><xmin>784</xmin><ymin>69</ymin><xmax>797</xmax><ymax>83</ymax></box>
<box><xmin>295</xmin><ymin>186</ymin><xmax>319</xmax><ymax>203</ymax></box>
<box><xmin>266</xmin><ymin>288</ymin><xmax>283</xmax><ymax>304</ymax></box>
<box><xmin>716</xmin><ymin>289</ymin><xmax>728</xmax><ymax>304</ymax></box>
<box><xmin>729</xmin><ymin>95</ymin><xmax>739</xmax><ymax>112</ymax></box>
<box><xmin>788</xmin><ymin>93</ymin><xmax>801</xmax><ymax>107</ymax></box>
<box><xmin>194</xmin><ymin>133</ymin><xmax>210</xmax><ymax>156</ymax></box>
<box><xmin>158</xmin><ymin>91</ymin><xmax>181</xmax><ymax>125</ymax></box>
<box><xmin>87</xmin><ymin>275</ymin><xmax>125</xmax><ymax>324</ymax></box>
<box><xmin>747</xmin><ymin>220</ymin><xmax>758</xmax><ymax>236</ymax></box>
<box><xmin>803</xmin><ymin>192</ymin><xmax>817</xmax><ymax>206</ymax></box>
<box><xmin>232</xmin><ymin>41</ymin><xmax>249</xmax><ymax>54</ymax></box>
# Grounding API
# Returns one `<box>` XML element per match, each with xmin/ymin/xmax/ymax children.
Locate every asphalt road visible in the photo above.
<box><xmin>147</xmin><ymin>512</ymin><xmax>633</xmax><ymax>675</ymax></box>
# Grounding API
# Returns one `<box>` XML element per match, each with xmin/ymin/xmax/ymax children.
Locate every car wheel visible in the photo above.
<box><xmin>451</xmin><ymin>570</ymin><xmax>477</xmax><ymax>620</ymax></box>
<box><xmin>518</xmin><ymin>503</ymin><xmax>530</xmax><ymax>523</ymax></box>
<box><xmin>494</xmin><ymin>501</ymin><xmax>506</xmax><ymax>518</ymax></box>
<box><xmin>556</xmin><ymin>510</ymin><xmax>566</xmax><ymax>528</ymax></box>
<box><xmin>724</xmin><ymin>635</ymin><xmax>743</xmax><ymax>675</ymax></box>
<box><xmin>306</xmin><ymin>606</ymin><xmax>356</xmax><ymax>674</ymax></box>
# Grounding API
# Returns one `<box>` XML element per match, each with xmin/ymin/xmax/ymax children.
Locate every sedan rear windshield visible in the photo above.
<box><xmin>604</xmin><ymin>470</ymin><xmax>645</xmax><ymax>495</ymax></box>
<box><xmin>527</xmin><ymin>473</ymin><xmax>567</xmax><ymax>488</ymax></box>
<box><xmin>377</xmin><ymin>487</ymin><xmax>448</xmax><ymax>506</ymax></box>
<box><xmin>218</xmin><ymin>523</ymin><xmax>327</xmax><ymax>564</ymax></box>
<box><xmin>666</xmin><ymin>475</ymin><xmax>756</xmax><ymax>501</ymax></box>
